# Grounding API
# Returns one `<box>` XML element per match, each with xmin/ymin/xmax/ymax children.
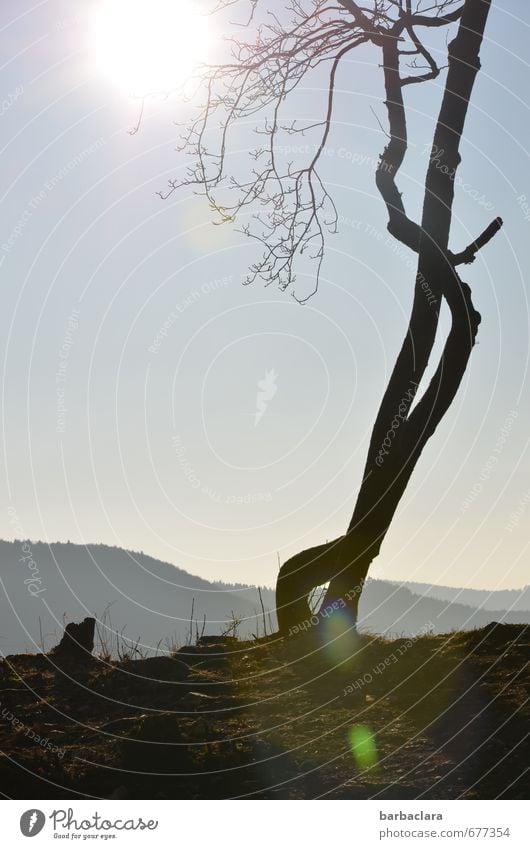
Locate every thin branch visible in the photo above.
<box><xmin>157</xmin><ymin>0</ymin><xmax>484</xmax><ymax>298</ymax></box>
<box><xmin>401</xmin><ymin>24</ymin><xmax>440</xmax><ymax>85</ymax></box>
<box><xmin>450</xmin><ymin>216</ymin><xmax>503</xmax><ymax>265</ymax></box>
<box><xmin>375</xmin><ymin>32</ymin><xmax>422</xmax><ymax>253</ymax></box>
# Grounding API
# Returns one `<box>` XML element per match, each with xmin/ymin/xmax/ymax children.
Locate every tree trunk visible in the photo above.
<box><xmin>276</xmin><ymin>0</ymin><xmax>493</xmax><ymax>636</ymax></box>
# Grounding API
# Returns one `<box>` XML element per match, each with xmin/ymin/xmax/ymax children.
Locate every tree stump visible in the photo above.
<box><xmin>49</xmin><ymin>617</ymin><xmax>95</xmax><ymax>662</ymax></box>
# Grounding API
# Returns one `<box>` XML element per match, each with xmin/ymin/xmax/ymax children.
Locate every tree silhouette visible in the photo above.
<box><xmin>162</xmin><ymin>0</ymin><xmax>502</xmax><ymax>637</ymax></box>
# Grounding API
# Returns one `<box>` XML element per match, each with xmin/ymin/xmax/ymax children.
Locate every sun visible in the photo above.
<box><xmin>93</xmin><ymin>0</ymin><xmax>211</xmax><ymax>97</ymax></box>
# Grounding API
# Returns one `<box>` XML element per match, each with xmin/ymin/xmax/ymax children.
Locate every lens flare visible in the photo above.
<box><xmin>348</xmin><ymin>724</ymin><xmax>378</xmax><ymax>770</ymax></box>
<box><xmin>319</xmin><ymin>607</ymin><xmax>359</xmax><ymax>666</ymax></box>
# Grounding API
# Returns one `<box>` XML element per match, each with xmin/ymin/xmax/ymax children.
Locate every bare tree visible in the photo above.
<box><xmin>161</xmin><ymin>0</ymin><xmax>502</xmax><ymax>636</ymax></box>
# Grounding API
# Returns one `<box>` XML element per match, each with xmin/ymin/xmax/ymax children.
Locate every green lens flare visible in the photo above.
<box><xmin>348</xmin><ymin>724</ymin><xmax>378</xmax><ymax>770</ymax></box>
<box><xmin>321</xmin><ymin>609</ymin><xmax>359</xmax><ymax>665</ymax></box>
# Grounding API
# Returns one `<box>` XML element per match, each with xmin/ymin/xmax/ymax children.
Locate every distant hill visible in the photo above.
<box><xmin>0</xmin><ymin>540</ymin><xmax>276</xmax><ymax>656</ymax></box>
<box><xmin>1</xmin><ymin>540</ymin><xmax>529</xmax><ymax>655</ymax></box>
<box><xmin>357</xmin><ymin>580</ymin><xmax>530</xmax><ymax>637</ymax></box>
<box><xmin>398</xmin><ymin>581</ymin><xmax>530</xmax><ymax>612</ymax></box>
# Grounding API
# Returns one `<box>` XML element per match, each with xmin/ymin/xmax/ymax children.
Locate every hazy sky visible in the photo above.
<box><xmin>0</xmin><ymin>0</ymin><xmax>528</xmax><ymax>591</ymax></box>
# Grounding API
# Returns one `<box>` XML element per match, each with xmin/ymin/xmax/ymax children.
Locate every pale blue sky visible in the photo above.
<box><xmin>0</xmin><ymin>0</ymin><xmax>528</xmax><ymax>590</ymax></box>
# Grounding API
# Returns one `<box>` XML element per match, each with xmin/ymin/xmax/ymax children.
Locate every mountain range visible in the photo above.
<box><xmin>1</xmin><ymin>540</ymin><xmax>528</xmax><ymax>655</ymax></box>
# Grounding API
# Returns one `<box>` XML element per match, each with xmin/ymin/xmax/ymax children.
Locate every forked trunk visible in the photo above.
<box><xmin>275</xmin><ymin>0</ymin><xmax>495</xmax><ymax>637</ymax></box>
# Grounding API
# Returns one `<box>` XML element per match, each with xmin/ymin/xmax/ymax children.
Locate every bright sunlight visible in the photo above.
<box><xmin>93</xmin><ymin>0</ymin><xmax>211</xmax><ymax>97</ymax></box>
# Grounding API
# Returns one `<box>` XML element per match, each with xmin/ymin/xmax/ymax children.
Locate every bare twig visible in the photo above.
<box><xmin>258</xmin><ymin>586</ymin><xmax>267</xmax><ymax>636</ymax></box>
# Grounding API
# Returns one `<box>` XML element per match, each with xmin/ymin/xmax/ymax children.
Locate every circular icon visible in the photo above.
<box><xmin>20</xmin><ymin>809</ymin><xmax>46</xmax><ymax>837</ymax></box>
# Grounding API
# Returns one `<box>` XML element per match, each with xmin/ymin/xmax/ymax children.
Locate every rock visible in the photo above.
<box><xmin>197</xmin><ymin>635</ymin><xmax>238</xmax><ymax>645</ymax></box>
<box><xmin>119</xmin><ymin>656</ymin><xmax>189</xmax><ymax>682</ymax></box>
<box><xmin>49</xmin><ymin>617</ymin><xmax>95</xmax><ymax>662</ymax></box>
<box><xmin>174</xmin><ymin>644</ymin><xmax>232</xmax><ymax>669</ymax></box>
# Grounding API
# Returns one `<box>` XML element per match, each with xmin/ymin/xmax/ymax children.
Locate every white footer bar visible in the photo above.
<box><xmin>4</xmin><ymin>799</ymin><xmax>526</xmax><ymax>848</ymax></box>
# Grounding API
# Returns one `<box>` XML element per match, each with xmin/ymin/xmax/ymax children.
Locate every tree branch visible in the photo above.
<box><xmin>407</xmin><ymin>5</ymin><xmax>465</xmax><ymax>29</ymax></box>
<box><xmin>401</xmin><ymin>24</ymin><xmax>441</xmax><ymax>85</ymax></box>
<box><xmin>375</xmin><ymin>33</ymin><xmax>423</xmax><ymax>252</ymax></box>
<box><xmin>450</xmin><ymin>215</ymin><xmax>503</xmax><ymax>265</ymax></box>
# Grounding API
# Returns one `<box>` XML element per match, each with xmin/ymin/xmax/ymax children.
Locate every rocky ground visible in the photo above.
<box><xmin>0</xmin><ymin>622</ymin><xmax>528</xmax><ymax>799</ymax></box>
